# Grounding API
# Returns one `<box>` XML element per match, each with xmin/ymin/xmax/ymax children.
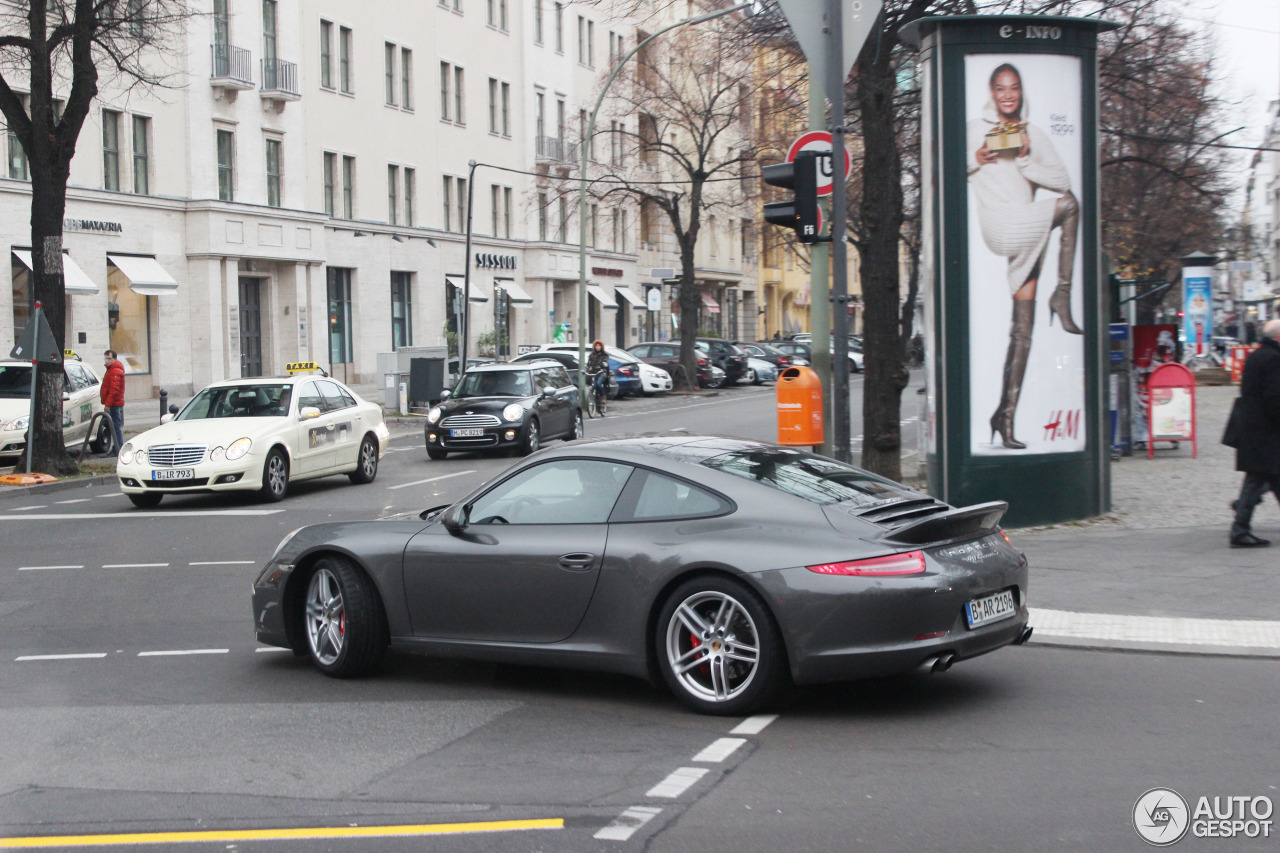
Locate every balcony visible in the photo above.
<box><xmin>260</xmin><ymin>58</ymin><xmax>300</xmax><ymax>103</ymax></box>
<box><xmin>210</xmin><ymin>44</ymin><xmax>254</xmax><ymax>92</ymax></box>
<box><xmin>535</xmin><ymin>135</ymin><xmax>579</xmax><ymax>164</ymax></box>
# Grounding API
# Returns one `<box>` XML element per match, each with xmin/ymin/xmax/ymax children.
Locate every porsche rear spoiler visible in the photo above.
<box><xmin>880</xmin><ymin>501</ymin><xmax>1008</xmax><ymax>545</ymax></box>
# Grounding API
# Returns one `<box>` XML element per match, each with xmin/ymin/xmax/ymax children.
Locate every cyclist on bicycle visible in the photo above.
<box><xmin>586</xmin><ymin>339</ymin><xmax>611</xmax><ymax>415</ymax></box>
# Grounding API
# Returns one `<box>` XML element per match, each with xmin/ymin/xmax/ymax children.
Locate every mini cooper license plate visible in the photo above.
<box><xmin>450</xmin><ymin>428</ymin><xmax>484</xmax><ymax>437</ymax></box>
<box><xmin>152</xmin><ymin>468</ymin><xmax>194</xmax><ymax>480</ymax></box>
<box><xmin>965</xmin><ymin>589</ymin><xmax>1016</xmax><ymax>628</ymax></box>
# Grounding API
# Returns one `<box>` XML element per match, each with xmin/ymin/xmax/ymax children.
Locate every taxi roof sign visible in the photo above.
<box><xmin>64</xmin><ymin>349</ymin><xmax>81</xmax><ymax>361</ymax></box>
<box><xmin>285</xmin><ymin>361</ymin><xmax>327</xmax><ymax>375</ymax></box>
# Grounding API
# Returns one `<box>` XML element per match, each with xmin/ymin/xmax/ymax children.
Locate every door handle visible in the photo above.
<box><xmin>558</xmin><ymin>553</ymin><xmax>595</xmax><ymax>570</ymax></box>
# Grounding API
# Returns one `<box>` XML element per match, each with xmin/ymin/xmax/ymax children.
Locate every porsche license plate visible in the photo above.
<box><xmin>965</xmin><ymin>589</ymin><xmax>1016</xmax><ymax>628</ymax></box>
<box><xmin>152</xmin><ymin>468</ymin><xmax>194</xmax><ymax>481</ymax></box>
<box><xmin>450</xmin><ymin>428</ymin><xmax>484</xmax><ymax>437</ymax></box>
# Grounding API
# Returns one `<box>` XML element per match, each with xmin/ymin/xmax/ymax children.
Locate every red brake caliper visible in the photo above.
<box><xmin>690</xmin><ymin>631</ymin><xmax>710</xmax><ymax>675</ymax></box>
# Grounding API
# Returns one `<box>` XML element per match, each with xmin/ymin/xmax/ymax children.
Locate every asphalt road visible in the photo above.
<box><xmin>4</xmin><ymin>378</ymin><xmax>1275</xmax><ymax>852</ymax></box>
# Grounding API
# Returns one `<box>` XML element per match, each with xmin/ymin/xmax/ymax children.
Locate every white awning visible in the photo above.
<box><xmin>445</xmin><ymin>274</ymin><xmax>488</xmax><ymax>303</ymax></box>
<box><xmin>701</xmin><ymin>292</ymin><xmax>721</xmax><ymax>313</ymax></box>
<box><xmin>587</xmin><ymin>284</ymin><xmax>618</xmax><ymax>310</ymax></box>
<box><xmin>614</xmin><ymin>287</ymin><xmax>646</xmax><ymax>308</ymax></box>
<box><xmin>495</xmin><ymin>278</ymin><xmax>535</xmax><ymax>306</ymax></box>
<box><xmin>12</xmin><ymin>249</ymin><xmax>101</xmax><ymax>294</ymax></box>
<box><xmin>107</xmin><ymin>254</ymin><xmax>178</xmax><ymax>296</ymax></box>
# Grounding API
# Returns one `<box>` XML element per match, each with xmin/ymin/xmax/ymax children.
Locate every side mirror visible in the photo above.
<box><xmin>541</xmin><ymin>386</ymin><xmax>555</xmax><ymax>398</ymax></box>
<box><xmin>440</xmin><ymin>503</ymin><xmax>469</xmax><ymax>534</ymax></box>
<box><xmin>62</xmin><ymin>392</ymin><xmax>71</xmax><ymax>401</ymax></box>
<box><xmin>168</xmin><ymin>404</ymin><xmax>180</xmax><ymax>415</ymax></box>
<box><xmin>299</xmin><ymin>406</ymin><xmax>321</xmax><ymax>420</ymax></box>
<box><xmin>439</xmin><ymin>389</ymin><xmax>452</xmax><ymax>401</ymax></box>
<box><xmin>160</xmin><ymin>413</ymin><xmax>174</xmax><ymax>424</ymax></box>
<box><xmin>419</xmin><ymin>503</ymin><xmax>451</xmax><ymax>521</ymax></box>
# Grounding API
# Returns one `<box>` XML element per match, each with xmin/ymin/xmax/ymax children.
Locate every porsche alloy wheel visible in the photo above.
<box><xmin>303</xmin><ymin>557</ymin><xmax>386</xmax><ymax>677</ymax></box>
<box><xmin>656</xmin><ymin>577</ymin><xmax>785</xmax><ymax>715</ymax></box>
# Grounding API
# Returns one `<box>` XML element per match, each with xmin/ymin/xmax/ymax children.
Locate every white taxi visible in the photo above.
<box><xmin>0</xmin><ymin>354</ymin><xmax>109</xmax><ymax>460</ymax></box>
<box><xmin>115</xmin><ymin>364</ymin><xmax>389</xmax><ymax>508</ymax></box>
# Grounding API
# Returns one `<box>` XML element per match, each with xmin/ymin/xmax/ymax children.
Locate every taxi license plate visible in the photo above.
<box><xmin>450</xmin><ymin>428</ymin><xmax>484</xmax><ymax>437</ymax></box>
<box><xmin>152</xmin><ymin>468</ymin><xmax>194</xmax><ymax>481</ymax></box>
<box><xmin>965</xmin><ymin>589</ymin><xmax>1016</xmax><ymax>628</ymax></box>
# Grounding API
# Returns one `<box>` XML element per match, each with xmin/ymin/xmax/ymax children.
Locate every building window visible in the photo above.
<box><xmin>323</xmin><ymin>152</ymin><xmax>336</xmax><ymax>215</ymax></box>
<box><xmin>216</xmin><ymin>128</ymin><xmax>234</xmax><ymax>201</ymax></box>
<box><xmin>391</xmin><ymin>271</ymin><xmax>413</xmax><ymax>348</ymax></box>
<box><xmin>339</xmin><ymin>26</ymin><xmax>353</xmax><ymax>93</ymax></box>
<box><xmin>107</xmin><ymin>264</ymin><xmax>152</xmax><ymax>374</ymax></box>
<box><xmin>487</xmin><ymin>0</ymin><xmax>495</xmax><ymax>26</ymax></box>
<box><xmin>709</xmin><ymin>215</ymin><xmax>718</xmax><ymax>258</ymax></box>
<box><xmin>610</xmin><ymin>120</ymin><xmax>621</xmax><ymax>166</ymax></box>
<box><xmin>102</xmin><ymin>110</ymin><xmax>121</xmax><ymax>191</ymax></box>
<box><xmin>456</xmin><ymin>176</ymin><xmax>467</xmax><ymax>232</ymax></box>
<box><xmin>501</xmin><ymin>82</ymin><xmax>510</xmax><ymax>136</ymax></box>
<box><xmin>385</xmin><ymin>43</ymin><xmax>397</xmax><ymax>105</ymax></box>
<box><xmin>265</xmin><ymin>137</ymin><xmax>282</xmax><ymax>207</ymax></box>
<box><xmin>554</xmin><ymin>2</ymin><xmax>563</xmax><ymax>52</ymax></box>
<box><xmin>499</xmin><ymin>0</ymin><xmax>507</xmax><ymax>30</ymax></box>
<box><xmin>262</xmin><ymin>0</ymin><xmax>278</xmax><ymax>64</ymax></box>
<box><xmin>612</xmin><ymin>209</ymin><xmax>620</xmax><ymax>252</ymax></box>
<box><xmin>503</xmin><ymin>186</ymin><xmax>512</xmax><ymax>238</ymax></box>
<box><xmin>535</xmin><ymin>92</ymin><xmax>545</xmax><ymax>140</ymax></box>
<box><xmin>577</xmin><ymin>15</ymin><xmax>584</xmax><ymax>63</ymax></box>
<box><xmin>488</xmin><ymin>78</ymin><xmax>498</xmax><ymax>133</ymax></box>
<box><xmin>534</xmin><ymin>0</ymin><xmax>543</xmax><ymax>43</ymax></box>
<box><xmin>320</xmin><ymin>20</ymin><xmax>333</xmax><ymax>88</ymax></box>
<box><xmin>490</xmin><ymin>184</ymin><xmax>500</xmax><ymax>236</ymax></box>
<box><xmin>590</xmin><ymin>203</ymin><xmax>598</xmax><ymax>248</ymax></box>
<box><xmin>557</xmin><ymin>195</ymin><xmax>567</xmax><ymax>243</ymax></box>
<box><xmin>620</xmin><ymin>209</ymin><xmax>627</xmax><ymax>253</ymax></box>
<box><xmin>327</xmin><ymin>267</ymin><xmax>353</xmax><ymax>364</ymax></box>
<box><xmin>341</xmin><ymin>155</ymin><xmax>355</xmax><ymax>218</ymax></box>
<box><xmin>442</xmin><ymin>175</ymin><xmax>453</xmax><ymax>231</ymax></box>
<box><xmin>440</xmin><ymin>62</ymin><xmax>451</xmax><ymax>120</ymax></box>
<box><xmin>579</xmin><ymin>109</ymin><xmax>593</xmax><ymax>161</ymax></box>
<box><xmin>404</xmin><ymin>167</ymin><xmax>415</xmax><ymax>226</ymax></box>
<box><xmin>6</xmin><ymin>94</ymin><xmax>29</xmax><ymax>181</ymax></box>
<box><xmin>131</xmin><ymin>115</ymin><xmax>150</xmax><ymax>195</ymax></box>
<box><xmin>640</xmin><ymin>199</ymin><xmax>656</xmax><ymax>244</ymax></box>
<box><xmin>538</xmin><ymin>192</ymin><xmax>547</xmax><ymax>241</ymax></box>
<box><xmin>213</xmin><ymin>0</ymin><xmax>229</xmax><ymax>48</ymax></box>
<box><xmin>401</xmin><ymin>48</ymin><xmax>413</xmax><ymax>109</ymax></box>
<box><xmin>556</xmin><ymin>98</ymin><xmax>565</xmax><ymax>145</ymax></box>
<box><xmin>454</xmin><ymin>65</ymin><xmax>465</xmax><ymax>124</ymax></box>
<box><xmin>388</xmin><ymin>164</ymin><xmax>399</xmax><ymax>224</ymax></box>
<box><xmin>587</xmin><ymin>20</ymin><xmax>595</xmax><ymax>67</ymax></box>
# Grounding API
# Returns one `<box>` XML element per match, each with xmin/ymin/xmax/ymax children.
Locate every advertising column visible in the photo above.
<box><xmin>1181</xmin><ymin>251</ymin><xmax>1216</xmax><ymax>358</ymax></box>
<box><xmin>903</xmin><ymin>16</ymin><xmax>1117</xmax><ymax>526</ymax></box>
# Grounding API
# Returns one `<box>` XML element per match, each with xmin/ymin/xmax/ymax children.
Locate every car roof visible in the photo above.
<box><xmin>467</xmin><ymin>361</ymin><xmax>537</xmax><ymax>372</ymax></box>
<box><xmin>200</xmin><ymin>373</ymin><xmax>335</xmax><ymax>389</ymax></box>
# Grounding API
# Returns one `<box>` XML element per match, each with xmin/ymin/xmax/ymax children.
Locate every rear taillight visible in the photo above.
<box><xmin>697</xmin><ymin>358</ymin><xmax>707</xmax><ymax>366</ymax></box>
<box><xmin>999</xmin><ymin>529</ymin><xmax>1012</xmax><ymax>546</ymax></box>
<box><xmin>806</xmin><ymin>550</ymin><xmax>926</xmax><ymax>576</ymax></box>
<box><xmin>619</xmin><ymin>365</ymin><xmax>634</xmax><ymax>376</ymax></box>
<box><xmin>778</xmin><ymin>357</ymin><xmax>790</xmax><ymax>364</ymax></box>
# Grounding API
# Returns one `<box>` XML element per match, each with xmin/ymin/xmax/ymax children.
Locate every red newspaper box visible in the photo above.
<box><xmin>1147</xmin><ymin>362</ymin><xmax>1196</xmax><ymax>459</ymax></box>
<box><xmin>1230</xmin><ymin>345</ymin><xmax>1259</xmax><ymax>384</ymax></box>
<box><xmin>777</xmin><ymin>366</ymin><xmax>824</xmax><ymax>446</ymax></box>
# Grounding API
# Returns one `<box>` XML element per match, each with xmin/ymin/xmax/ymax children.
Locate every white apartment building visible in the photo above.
<box><xmin>2</xmin><ymin>0</ymin><xmax>755</xmax><ymax>400</ymax></box>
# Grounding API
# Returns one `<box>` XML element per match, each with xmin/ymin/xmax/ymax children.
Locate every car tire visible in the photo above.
<box><xmin>301</xmin><ymin>555</ymin><xmax>387</xmax><ymax>678</ymax></box>
<box><xmin>348</xmin><ymin>435</ymin><xmax>378</xmax><ymax>484</ymax></box>
<box><xmin>426</xmin><ymin>446</ymin><xmax>448</xmax><ymax>460</ymax></box>
<box><xmin>566</xmin><ymin>409</ymin><xmax>584</xmax><ymax>442</ymax></box>
<box><xmin>654</xmin><ymin>575</ymin><xmax>787</xmax><ymax>716</ymax></box>
<box><xmin>89</xmin><ymin>419</ymin><xmax>113</xmax><ymax>454</ymax></box>
<box><xmin>259</xmin><ymin>448</ymin><xmax>289</xmax><ymax>502</ymax></box>
<box><xmin>126</xmin><ymin>492</ymin><xmax>162</xmax><ymax>509</ymax></box>
<box><xmin>520</xmin><ymin>418</ymin><xmax>541</xmax><ymax>456</ymax></box>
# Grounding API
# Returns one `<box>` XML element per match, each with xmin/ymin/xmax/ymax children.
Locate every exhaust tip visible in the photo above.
<box><xmin>917</xmin><ymin>656</ymin><xmax>940</xmax><ymax>675</ymax></box>
<box><xmin>933</xmin><ymin>653</ymin><xmax>955</xmax><ymax>673</ymax></box>
<box><xmin>1014</xmin><ymin>626</ymin><xmax>1034</xmax><ymax>646</ymax></box>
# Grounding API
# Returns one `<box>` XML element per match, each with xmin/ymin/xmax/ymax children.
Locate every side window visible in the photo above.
<box><xmin>317</xmin><ymin>380</ymin><xmax>351</xmax><ymax>411</ymax></box>
<box><xmin>531</xmin><ymin>367</ymin><xmax>550</xmax><ymax>391</ymax></box>
<box><xmin>550</xmin><ymin>366</ymin><xmax>571</xmax><ymax>388</ymax></box>
<box><xmin>63</xmin><ymin>366</ymin><xmax>87</xmax><ymax>391</ymax></box>
<box><xmin>631</xmin><ymin>345</ymin><xmax>649</xmax><ymax>357</ymax></box>
<box><xmin>617</xmin><ymin>469</ymin><xmax>731</xmax><ymax>522</ymax></box>
<box><xmin>297</xmin><ymin>381</ymin><xmax>325</xmax><ymax>413</ymax></box>
<box><xmin>468</xmin><ymin>459</ymin><xmax>633</xmax><ymax>525</ymax></box>
<box><xmin>72</xmin><ymin>365</ymin><xmax>98</xmax><ymax>388</ymax></box>
<box><xmin>337</xmin><ymin>385</ymin><xmax>357</xmax><ymax>407</ymax></box>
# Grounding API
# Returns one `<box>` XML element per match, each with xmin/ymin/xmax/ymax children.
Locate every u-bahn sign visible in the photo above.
<box><xmin>786</xmin><ymin>132</ymin><xmax>852</xmax><ymax>198</ymax></box>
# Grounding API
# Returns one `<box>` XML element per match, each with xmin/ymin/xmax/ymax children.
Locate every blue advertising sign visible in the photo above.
<box><xmin>1183</xmin><ymin>275</ymin><xmax>1212</xmax><ymax>356</ymax></box>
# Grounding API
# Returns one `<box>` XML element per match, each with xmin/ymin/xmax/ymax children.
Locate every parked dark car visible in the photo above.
<box><xmin>511</xmin><ymin>349</ymin><xmax>639</xmax><ymax>399</ymax></box>
<box><xmin>511</xmin><ymin>350</ymin><xmax>580</xmax><ymax>388</ymax></box>
<box><xmin>739</xmin><ymin>342</ymin><xmax>801</xmax><ymax>369</ymax></box>
<box><xmin>628</xmin><ymin>341</ymin><xmax>716</xmax><ymax>388</ymax></box>
<box><xmin>770</xmin><ymin>340</ymin><xmax>813</xmax><ymax>363</ymax></box>
<box><xmin>424</xmin><ymin>361</ymin><xmax>582</xmax><ymax>459</ymax></box>
<box><xmin>253</xmin><ymin>435</ymin><xmax>1031</xmax><ymax>715</ymax></box>
<box><xmin>694</xmin><ymin>337</ymin><xmax>748</xmax><ymax>385</ymax></box>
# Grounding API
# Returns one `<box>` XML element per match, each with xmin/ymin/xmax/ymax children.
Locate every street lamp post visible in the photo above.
<box><xmin>575</xmin><ymin>2</ymin><xmax>752</xmax><ymax>401</ymax></box>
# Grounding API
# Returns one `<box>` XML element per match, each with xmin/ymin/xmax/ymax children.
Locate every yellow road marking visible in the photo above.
<box><xmin>0</xmin><ymin>817</ymin><xmax>563</xmax><ymax>848</ymax></box>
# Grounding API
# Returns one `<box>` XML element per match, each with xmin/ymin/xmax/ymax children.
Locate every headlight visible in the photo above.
<box><xmin>119</xmin><ymin>442</ymin><xmax>135</xmax><ymax>465</ymax></box>
<box><xmin>2</xmin><ymin>416</ymin><xmax>28</xmax><ymax>431</ymax></box>
<box><xmin>502</xmin><ymin>403</ymin><xmax>524</xmax><ymax>422</ymax></box>
<box><xmin>225</xmin><ymin>437</ymin><xmax>252</xmax><ymax>461</ymax></box>
<box><xmin>210</xmin><ymin>446</ymin><xmax>225</xmax><ymax>460</ymax></box>
<box><xmin>427</xmin><ymin>407</ymin><xmax>442</xmax><ymax>424</ymax></box>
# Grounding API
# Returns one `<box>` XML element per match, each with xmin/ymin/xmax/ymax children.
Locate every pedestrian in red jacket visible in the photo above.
<box><xmin>101</xmin><ymin>350</ymin><xmax>126</xmax><ymax>453</ymax></box>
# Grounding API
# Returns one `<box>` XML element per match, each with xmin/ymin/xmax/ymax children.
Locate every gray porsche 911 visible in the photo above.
<box><xmin>252</xmin><ymin>435</ymin><xmax>1031</xmax><ymax>715</ymax></box>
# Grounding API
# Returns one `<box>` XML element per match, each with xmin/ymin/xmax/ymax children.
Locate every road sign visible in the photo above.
<box><xmin>786</xmin><ymin>131</ymin><xmax>852</xmax><ymax>197</ymax></box>
<box><xmin>10</xmin><ymin>305</ymin><xmax>61</xmax><ymax>365</ymax></box>
<box><xmin>774</xmin><ymin>0</ymin><xmax>884</xmax><ymax>84</ymax></box>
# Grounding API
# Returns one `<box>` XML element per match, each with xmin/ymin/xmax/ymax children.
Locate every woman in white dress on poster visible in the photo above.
<box><xmin>968</xmin><ymin>62</ymin><xmax>1081</xmax><ymax>449</ymax></box>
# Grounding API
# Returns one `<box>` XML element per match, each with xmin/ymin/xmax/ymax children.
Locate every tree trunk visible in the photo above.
<box><xmin>677</xmin><ymin>237</ymin><xmax>700</xmax><ymax>389</ymax></box>
<box><xmin>856</xmin><ymin>54</ymin><xmax>909</xmax><ymax>482</ymax></box>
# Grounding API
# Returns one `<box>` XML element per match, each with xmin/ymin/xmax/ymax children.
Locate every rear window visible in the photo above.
<box><xmin>699</xmin><ymin>447</ymin><xmax>917</xmax><ymax>508</ymax></box>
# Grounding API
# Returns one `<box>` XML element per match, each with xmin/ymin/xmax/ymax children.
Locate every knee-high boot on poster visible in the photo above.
<box><xmin>990</xmin><ymin>300</ymin><xmax>1035</xmax><ymax>449</ymax></box>
<box><xmin>1047</xmin><ymin>194</ymin><xmax>1083</xmax><ymax>334</ymax></box>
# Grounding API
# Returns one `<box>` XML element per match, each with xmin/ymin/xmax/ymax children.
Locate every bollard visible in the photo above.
<box><xmin>159</xmin><ymin>389</ymin><xmax>168</xmax><ymax>422</ymax></box>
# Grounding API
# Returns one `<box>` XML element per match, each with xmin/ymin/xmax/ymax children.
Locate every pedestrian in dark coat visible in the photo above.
<box><xmin>1229</xmin><ymin>319</ymin><xmax>1280</xmax><ymax>547</ymax></box>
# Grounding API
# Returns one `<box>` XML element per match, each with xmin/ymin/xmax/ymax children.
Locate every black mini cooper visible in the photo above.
<box><xmin>425</xmin><ymin>361</ymin><xmax>583</xmax><ymax>459</ymax></box>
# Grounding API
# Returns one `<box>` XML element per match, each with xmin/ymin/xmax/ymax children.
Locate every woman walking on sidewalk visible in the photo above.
<box><xmin>1228</xmin><ymin>319</ymin><xmax>1280</xmax><ymax>548</ymax></box>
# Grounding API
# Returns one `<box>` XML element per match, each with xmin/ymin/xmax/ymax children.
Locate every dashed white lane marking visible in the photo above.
<box><xmin>730</xmin><ymin>714</ymin><xmax>778</xmax><ymax>736</ymax></box>
<box><xmin>646</xmin><ymin>767</ymin><xmax>708</xmax><ymax>799</ymax></box>
<box><xmin>190</xmin><ymin>560</ymin><xmax>256</xmax><ymax>566</ymax></box>
<box><xmin>137</xmin><ymin>649</ymin><xmax>229</xmax><ymax>657</ymax></box>
<box><xmin>9</xmin><ymin>506</ymin><xmax>45</xmax><ymax>511</ymax></box>
<box><xmin>55</xmin><ymin>498</ymin><xmax>92</xmax><ymax>505</ymax></box>
<box><xmin>103</xmin><ymin>563</ymin><xmax>169</xmax><ymax>569</ymax></box>
<box><xmin>386</xmin><ymin>470</ymin><xmax>477</xmax><ymax>491</ymax></box>
<box><xmin>16</xmin><ymin>653</ymin><xmax>107</xmax><ymax>661</ymax></box>
<box><xmin>255</xmin><ymin>647</ymin><xmax>290</xmax><ymax>653</ymax></box>
<box><xmin>0</xmin><ymin>509</ymin><xmax>286</xmax><ymax>520</ymax></box>
<box><xmin>1030</xmin><ymin>608</ymin><xmax>1280</xmax><ymax>649</ymax></box>
<box><xmin>18</xmin><ymin>565</ymin><xmax>84</xmax><ymax>571</ymax></box>
<box><xmin>593</xmin><ymin>806</ymin><xmax>662</xmax><ymax>841</ymax></box>
<box><xmin>692</xmin><ymin>737</ymin><xmax>746</xmax><ymax>763</ymax></box>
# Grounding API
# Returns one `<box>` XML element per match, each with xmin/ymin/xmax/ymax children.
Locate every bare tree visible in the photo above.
<box><xmin>0</xmin><ymin>0</ymin><xmax>185</xmax><ymax>475</ymax></box>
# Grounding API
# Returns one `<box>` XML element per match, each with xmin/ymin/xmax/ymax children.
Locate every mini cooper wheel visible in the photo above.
<box><xmin>655</xmin><ymin>576</ymin><xmax>786</xmax><ymax>715</ymax></box>
<box><xmin>302</xmin><ymin>556</ymin><xmax>387</xmax><ymax>677</ymax></box>
<box><xmin>567</xmin><ymin>409</ymin><xmax>584</xmax><ymax>441</ymax></box>
<box><xmin>427</xmin><ymin>446</ymin><xmax>448</xmax><ymax>460</ymax></box>
<box><xmin>520</xmin><ymin>419</ymin><xmax>541</xmax><ymax>456</ymax></box>
<box><xmin>260</xmin><ymin>448</ymin><xmax>289</xmax><ymax>502</ymax></box>
<box><xmin>127</xmin><ymin>492</ymin><xmax>162</xmax><ymax>509</ymax></box>
<box><xmin>348</xmin><ymin>435</ymin><xmax>379</xmax><ymax>484</ymax></box>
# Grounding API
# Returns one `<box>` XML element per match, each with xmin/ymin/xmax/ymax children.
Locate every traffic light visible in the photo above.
<box><xmin>762</xmin><ymin>150</ymin><xmax>822</xmax><ymax>244</ymax></box>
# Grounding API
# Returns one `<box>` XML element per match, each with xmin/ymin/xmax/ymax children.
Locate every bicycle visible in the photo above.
<box><xmin>585</xmin><ymin>370</ymin><xmax>608</xmax><ymax>418</ymax></box>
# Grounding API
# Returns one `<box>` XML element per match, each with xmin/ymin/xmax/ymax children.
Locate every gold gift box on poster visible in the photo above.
<box><xmin>985</xmin><ymin>122</ymin><xmax>1026</xmax><ymax>151</ymax></box>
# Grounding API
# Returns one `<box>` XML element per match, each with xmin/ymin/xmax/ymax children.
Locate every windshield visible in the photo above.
<box><xmin>455</xmin><ymin>370</ymin><xmax>532</xmax><ymax>398</ymax></box>
<box><xmin>0</xmin><ymin>365</ymin><xmax>34</xmax><ymax>399</ymax></box>
<box><xmin>178</xmin><ymin>384</ymin><xmax>293</xmax><ymax>419</ymax></box>
<box><xmin>700</xmin><ymin>447</ymin><xmax>917</xmax><ymax>508</ymax></box>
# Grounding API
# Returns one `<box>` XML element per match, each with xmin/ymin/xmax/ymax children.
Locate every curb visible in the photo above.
<box><xmin>1026</xmin><ymin>635</ymin><xmax>1280</xmax><ymax>659</ymax></box>
<box><xmin>0</xmin><ymin>474</ymin><xmax>116</xmax><ymax>498</ymax></box>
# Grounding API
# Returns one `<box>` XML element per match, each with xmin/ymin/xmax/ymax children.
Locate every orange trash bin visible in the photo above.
<box><xmin>777</xmin><ymin>366</ymin><xmax>823</xmax><ymax>446</ymax></box>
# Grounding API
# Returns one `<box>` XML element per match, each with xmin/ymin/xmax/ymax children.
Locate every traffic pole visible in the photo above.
<box><xmin>25</xmin><ymin>302</ymin><xmax>41</xmax><ymax>475</ymax></box>
<box><xmin>807</xmin><ymin>69</ymin><xmax>833</xmax><ymax>459</ymax></box>
<box><xmin>826</xmin><ymin>0</ymin><xmax>852</xmax><ymax>463</ymax></box>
